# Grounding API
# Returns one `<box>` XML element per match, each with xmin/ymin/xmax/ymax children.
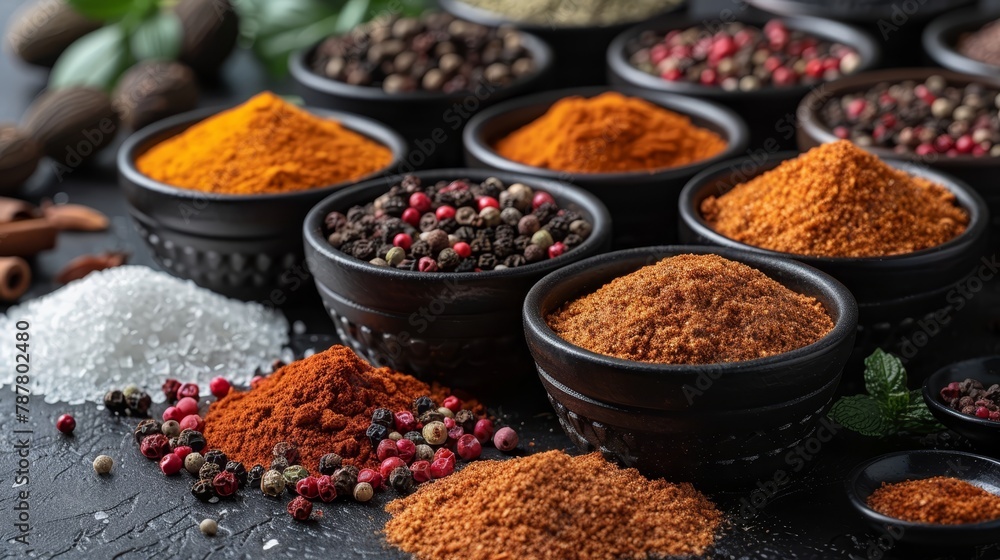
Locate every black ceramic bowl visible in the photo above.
<box><xmin>289</xmin><ymin>28</ymin><xmax>553</xmax><ymax>169</ymax></box>
<box><xmin>302</xmin><ymin>169</ymin><xmax>611</xmax><ymax>391</ymax></box>
<box><xmin>438</xmin><ymin>0</ymin><xmax>684</xmax><ymax>87</ymax></box>
<box><xmin>924</xmin><ymin>356</ymin><xmax>1000</xmax><ymax>449</ymax></box>
<box><xmin>678</xmin><ymin>151</ymin><xmax>990</xmax><ymax>327</ymax></box>
<box><xmin>847</xmin><ymin>450</ymin><xmax>1000</xmax><ymax>546</ymax></box>
<box><xmin>607</xmin><ymin>14</ymin><xmax>880</xmax><ymax>149</ymax></box>
<box><xmin>523</xmin><ymin>245</ymin><xmax>858</xmax><ymax>484</ymax></box>
<box><xmin>798</xmin><ymin>68</ymin><xmax>1000</xmax><ymax>226</ymax></box>
<box><xmin>924</xmin><ymin>7</ymin><xmax>1000</xmax><ymax>79</ymax></box>
<box><xmin>463</xmin><ymin>86</ymin><xmax>749</xmax><ymax>248</ymax></box>
<box><xmin>118</xmin><ymin>106</ymin><xmax>406</xmax><ymax>301</ymax></box>
<box><xmin>747</xmin><ymin>0</ymin><xmax>975</xmax><ymax>66</ymax></box>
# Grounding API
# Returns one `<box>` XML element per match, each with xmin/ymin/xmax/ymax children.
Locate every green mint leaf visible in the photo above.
<box><xmin>864</xmin><ymin>349</ymin><xmax>909</xmax><ymax>415</ymax></box>
<box><xmin>334</xmin><ymin>0</ymin><xmax>371</xmax><ymax>33</ymax></box>
<box><xmin>66</xmin><ymin>0</ymin><xmax>137</xmax><ymax>20</ymax></box>
<box><xmin>897</xmin><ymin>399</ymin><xmax>945</xmax><ymax>435</ymax></box>
<box><xmin>829</xmin><ymin>395</ymin><xmax>895</xmax><ymax>437</ymax></box>
<box><xmin>50</xmin><ymin>25</ymin><xmax>131</xmax><ymax>90</ymax></box>
<box><xmin>130</xmin><ymin>11</ymin><xmax>183</xmax><ymax>60</ymax></box>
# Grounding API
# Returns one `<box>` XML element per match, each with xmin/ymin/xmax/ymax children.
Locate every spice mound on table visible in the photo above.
<box><xmin>385</xmin><ymin>450</ymin><xmax>721</xmax><ymax>560</ymax></box>
<box><xmin>203</xmin><ymin>345</ymin><xmax>444</xmax><ymax>470</ymax></box>
<box><xmin>325</xmin><ymin>174</ymin><xmax>593</xmax><ymax>271</ymax></box>
<box><xmin>494</xmin><ymin>92</ymin><xmax>726</xmax><ymax>174</ymax></box>
<box><xmin>867</xmin><ymin>476</ymin><xmax>1000</xmax><ymax>524</ymax></box>
<box><xmin>701</xmin><ymin>140</ymin><xmax>969</xmax><ymax>258</ymax></box>
<box><xmin>546</xmin><ymin>253</ymin><xmax>833</xmax><ymax>365</ymax></box>
<box><xmin>135</xmin><ymin>91</ymin><xmax>392</xmax><ymax>195</ymax></box>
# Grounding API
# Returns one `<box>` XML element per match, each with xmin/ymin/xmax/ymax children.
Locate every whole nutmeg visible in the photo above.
<box><xmin>174</xmin><ymin>0</ymin><xmax>239</xmax><ymax>76</ymax></box>
<box><xmin>113</xmin><ymin>61</ymin><xmax>199</xmax><ymax>131</ymax></box>
<box><xmin>5</xmin><ymin>0</ymin><xmax>101</xmax><ymax>67</ymax></box>
<box><xmin>21</xmin><ymin>87</ymin><xmax>118</xmax><ymax>164</ymax></box>
<box><xmin>0</xmin><ymin>125</ymin><xmax>42</xmax><ymax>190</ymax></box>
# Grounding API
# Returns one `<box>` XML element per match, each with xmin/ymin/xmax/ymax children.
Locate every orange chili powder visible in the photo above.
<box><xmin>867</xmin><ymin>476</ymin><xmax>1000</xmax><ymax>524</ymax></box>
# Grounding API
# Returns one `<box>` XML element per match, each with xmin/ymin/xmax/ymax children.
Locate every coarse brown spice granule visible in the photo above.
<box><xmin>867</xmin><ymin>476</ymin><xmax>1000</xmax><ymax>525</ymax></box>
<box><xmin>701</xmin><ymin>140</ymin><xmax>968</xmax><ymax>258</ymax></box>
<box><xmin>384</xmin><ymin>450</ymin><xmax>721</xmax><ymax>560</ymax></box>
<box><xmin>545</xmin><ymin>253</ymin><xmax>834</xmax><ymax>365</ymax></box>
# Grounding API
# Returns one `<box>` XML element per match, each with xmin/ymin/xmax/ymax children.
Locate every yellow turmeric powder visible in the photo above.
<box><xmin>137</xmin><ymin>92</ymin><xmax>393</xmax><ymax>195</ymax></box>
<box><xmin>494</xmin><ymin>92</ymin><xmax>727</xmax><ymax>174</ymax></box>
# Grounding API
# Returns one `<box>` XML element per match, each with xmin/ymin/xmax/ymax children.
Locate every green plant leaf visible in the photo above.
<box><xmin>898</xmin><ymin>400</ymin><xmax>945</xmax><ymax>435</ymax></box>
<box><xmin>256</xmin><ymin>0</ymin><xmax>339</xmax><ymax>37</ymax></box>
<box><xmin>829</xmin><ymin>395</ymin><xmax>895</xmax><ymax>437</ymax></box>
<box><xmin>254</xmin><ymin>13</ymin><xmax>342</xmax><ymax>75</ymax></box>
<box><xmin>863</xmin><ymin>349</ymin><xmax>910</xmax><ymax>415</ymax></box>
<box><xmin>50</xmin><ymin>25</ymin><xmax>131</xmax><ymax>90</ymax></box>
<box><xmin>334</xmin><ymin>0</ymin><xmax>370</xmax><ymax>33</ymax></box>
<box><xmin>131</xmin><ymin>11</ymin><xmax>183</xmax><ymax>60</ymax></box>
<box><xmin>66</xmin><ymin>0</ymin><xmax>137</xmax><ymax>20</ymax></box>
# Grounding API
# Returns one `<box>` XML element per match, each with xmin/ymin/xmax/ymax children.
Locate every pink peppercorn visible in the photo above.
<box><xmin>442</xmin><ymin>396</ymin><xmax>462</xmax><ymax>413</ymax></box>
<box><xmin>435</xmin><ymin>205</ymin><xmax>456</xmax><ymax>220</ymax></box>
<box><xmin>430</xmin><ymin>457</ymin><xmax>455</xmax><ymax>478</ymax></box>
<box><xmin>473</xmin><ymin>418</ymin><xmax>494</xmax><ymax>444</ymax></box>
<box><xmin>177</xmin><ymin>383</ymin><xmax>199</xmax><ymax>401</ymax></box>
<box><xmin>140</xmin><ymin>434</ymin><xmax>170</xmax><ymax>460</ymax></box>
<box><xmin>380</xmin><ymin>456</ymin><xmax>407</xmax><ymax>480</ymax></box>
<box><xmin>453</xmin><ymin>242</ymin><xmax>471</xmax><ymax>258</ymax></box>
<box><xmin>56</xmin><ymin>414</ymin><xmax>75</xmax><ymax>434</ymax></box>
<box><xmin>394</xmin><ymin>410</ymin><xmax>418</xmax><ymax>433</ymax></box>
<box><xmin>976</xmin><ymin>406</ymin><xmax>991</xmax><ymax>419</ymax></box>
<box><xmin>377</xmin><ymin>438</ymin><xmax>399</xmax><ymax>462</ymax></box>
<box><xmin>173</xmin><ymin>446</ymin><xmax>193</xmax><ymax>460</ymax></box>
<box><xmin>401</xmin><ymin>207</ymin><xmax>420</xmax><ymax>226</ymax></box>
<box><xmin>409</xmin><ymin>192</ymin><xmax>432</xmax><ymax>213</ymax></box>
<box><xmin>159</xmin><ymin>453</ymin><xmax>182</xmax><ymax>475</ymax></box>
<box><xmin>548</xmin><ymin>242</ymin><xmax>566</xmax><ymax>259</ymax></box>
<box><xmin>213</xmin><ymin>471</ymin><xmax>238</xmax><ymax>497</ymax></box>
<box><xmin>447</xmin><ymin>426</ymin><xmax>464</xmax><ymax>442</ymax></box>
<box><xmin>162</xmin><ymin>378</ymin><xmax>181</xmax><ymax>401</ymax></box>
<box><xmin>443</xmin><ymin>416</ymin><xmax>456</xmax><ymax>430</ymax></box>
<box><xmin>180</xmin><ymin>415</ymin><xmax>204</xmax><ymax>432</ymax></box>
<box><xmin>410</xmin><ymin>460</ymin><xmax>431</xmax><ymax>482</ymax></box>
<box><xmin>417</xmin><ymin>257</ymin><xmax>438</xmax><ymax>272</ymax></box>
<box><xmin>433</xmin><ymin>447</ymin><xmax>456</xmax><ymax>465</ymax></box>
<box><xmin>358</xmin><ymin>468</ymin><xmax>383</xmax><ymax>489</ymax></box>
<box><xmin>846</xmin><ymin>99</ymin><xmax>866</xmax><ymax>120</ymax></box>
<box><xmin>396</xmin><ymin>439</ymin><xmax>416</xmax><ymax>463</ymax></box>
<box><xmin>209</xmin><ymin>377</ymin><xmax>231</xmax><ymax>399</ymax></box>
<box><xmin>477</xmin><ymin>196</ymin><xmax>499</xmax><ymax>211</ymax></box>
<box><xmin>250</xmin><ymin>375</ymin><xmax>265</xmax><ymax>390</ymax></box>
<box><xmin>176</xmin><ymin>396</ymin><xmax>199</xmax><ymax>417</ymax></box>
<box><xmin>493</xmin><ymin>427</ymin><xmax>519</xmax><ymax>452</ymax></box>
<box><xmin>296</xmin><ymin>477</ymin><xmax>319</xmax><ymax>499</ymax></box>
<box><xmin>532</xmin><ymin>191</ymin><xmax>555</xmax><ymax>209</ymax></box>
<box><xmin>287</xmin><ymin>496</ymin><xmax>312</xmax><ymax>521</ymax></box>
<box><xmin>393</xmin><ymin>233</ymin><xmax>412</xmax><ymax>249</ymax></box>
<box><xmin>162</xmin><ymin>406</ymin><xmax>184</xmax><ymax>423</ymax></box>
<box><xmin>316</xmin><ymin>475</ymin><xmax>336</xmax><ymax>502</ymax></box>
<box><xmin>457</xmin><ymin>434</ymin><xmax>482</xmax><ymax>460</ymax></box>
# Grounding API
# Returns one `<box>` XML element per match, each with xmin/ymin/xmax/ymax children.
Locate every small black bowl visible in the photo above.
<box><xmin>678</xmin><ymin>151</ymin><xmax>990</xmax><ymax>327</ymax></box>
<box><xmin>607</xmin><ymin>14</ymin><xmax>880</xmax><ymax>149</ymax></box>
<box><xmin>118</xmin><ymin>105</ymin><xmax>407</xmax><ymax>301</ymax></box>
<box><xmin>289</xmin><ymin>29</ymin><xmax>553</xmax><ymax>169</ymax></box>
<box><xmin>923</xmin><ymin>7</ymin><xmax>1000</xmax><ymax>79</ymax></box>
<box><xmin>847</xmin><ymin>450</ymin><xmax>1000</xmax><ymax>546</ymax></box>
<box><xmin>924</xmin><ymin>356</ymin><xmax>1000</xmax><ymax>449</ymax></box>
<box><xmin>463</xmin><ymin>86</ymin><xmax>749</xmax><ymax>248</ymax></box>
<box><xmin>438</xmin><ymin>0</ymin><xmax>685</xmax><ymax>87</ymax></box>
<box><xmin>302</xmin><ymin>169</ymin><xmax>611</xmax><ymax>392</ymax></box>
<box><xmin>797</xmin><ymin>68</ymin><xmax>1000</xmax><ymax>227</ymax></box>
<box><xmin>523</xmin><ymin>245</ymin><xmax>858</xmax><ymax>483</ymax></box>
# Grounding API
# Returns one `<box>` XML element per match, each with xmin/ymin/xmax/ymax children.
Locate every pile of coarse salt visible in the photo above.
<box><xmin>0</xmin><ymin>266</ymin><xmax>289</xmax><ymax>404</ymax></box>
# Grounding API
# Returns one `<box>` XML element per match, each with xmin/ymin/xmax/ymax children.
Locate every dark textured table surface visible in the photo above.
<box><xmin>2</xmin><ymin>0</ymin><xmax>1000</xmax><ymax>558</ymax></box>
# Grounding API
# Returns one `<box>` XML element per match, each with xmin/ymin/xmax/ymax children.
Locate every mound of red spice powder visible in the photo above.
<box><xmin>867</xmin><ymin>476</ymin><xmax>1000</xmax><ymax>525</ymax></box>
<box><xmin>384</xmin><ymin>450</ymin><xmax>722</xmax><ymax>560</ymax></box>
<box><xmin>203</xmin><ymin>345</ymin><xmax>444</xmax><ymax>470</ymax></box>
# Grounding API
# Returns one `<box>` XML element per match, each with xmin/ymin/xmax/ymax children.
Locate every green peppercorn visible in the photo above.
<box><xmin>282</xmin><ymin>465</ymin><xmax>309</xmax><ymax>487</ymax></box>
<box><xmin>531</xmin><ymin>229</ymin><xmax>553</xmax><ymax>250</ymax></box>
<box><xmin>199</xmin><ymin>462</ymin><xmax>221</xmax><ymax>482</ymax></box>
<box><xmin>385</xmin><ymin>246</ymin><xmax>405</xmax><ymax>266</ymax></box>
<box><xmin>388</xmin><ymin>431</ymin><xmax>403</xmax><ymax>441</ymax></box>
<box><xmin>161</xmin><ymin>420</ymin><xmax>181</xmax><ymax>438</ymax></box>
<box><xmin>437</xmin><ymin>406</ymin><xmax>455</xmax><ymax>419</ymax></box>
<box><xmin>422</xmin><ymin>421</ymin><xmax>448</xmax><ymax>446</ymax></box>
<box><xmin>123</xmin><ymin>385</ymin><xmax>140</xmax><ymax>399</ymax></box>
<box><xmin>191</xmin><ymin>479</ymin><xmax>215</xmax><ymax>502</ymax></box>
<box><xmin>414</xmin><ymin>444</ymin><xmax>434</xmax><ymax>462</ymax></box>
<box><xmin>318</xmin><ymin>453</ymin><xmax>342</xmax><ymax>475</ymax></box>
<box><xmin>261</xmin><ymin>469</ymin><xmax>286</xmax><ymax>496</ymax></box>
<box><xmin>353</xmin><ymin>481</ymin><xmax>374</xmax><ymax>502</ymax></box>
<box><xmin>185</xmin><ymin>452</ymin><xmax>206</xmax><ymax>475</ymax></box>
<box><xmin>419</xmin><ymin>409</ymin><xmax>445</xmax><ymax>425</ymax></box>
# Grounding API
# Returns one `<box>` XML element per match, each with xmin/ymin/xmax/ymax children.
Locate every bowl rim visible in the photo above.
<box><xmin>606</xmin><ymin>13</ymin><xmax>881</xmax><ymax>98</ymax></box>
<box><xmin>745</xmin><ymin>0</ymin><xmax>974</xmax><ymax>22</ymax></box>
<box><xmin>117</xmin><ymin>103</ymin><xmax>408</xmax><ymax>203</ymax></box>
<box><xmin>522</xmin><ymin>244</ymin><xmax>859</xmax><ymax>374</ymax></box>
<box><xmin>798</xmin><ymin>67</ymin><xmax>1000</xmax><ymax>167</ymax></box>
<box><xmin>922</xmin><ymin>356</ymin><xmax>1000</xmax><ymax>432</ymax></box>
<box><xmin>678</xmin><ymin>149</ymin><xmax>990</xmax><ymax>264</ymax></box>
<box><xmin>922</xmin><ymin>6</ymin><xmax>1000</xmax><ymax>80</ymax></box>
<box><xmin>463</xmin><ymin>85</ymin><xmax>750</xmax><ymax>181</ymax></box>
<box><xmin>288</xmin><ymin>27</ymin><xmax>554</xmax><ymax>102</ymax></box>
<box><xmin>846</xmin><ymin>449</ymin><xmax>1000</xmax><ymax>532</ymax></box>
<box><xmin>438</xmin><ymin>0</ymin><xmax>686</xmax><ymax>31</ymax></box>
<box><xmin>302</xmin><ymin>168</ymin><xmax>612</xmax><ymax>281</ymax></box>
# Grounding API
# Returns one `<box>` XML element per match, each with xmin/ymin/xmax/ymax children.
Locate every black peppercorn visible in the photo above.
<box><xmin>133</xmin><ymin>419</ymin><xmax>161</xmax><ymax>443</ymax></box>
<box><xmin>367</xmin><ymin>422</ymin><xmax>389</xmax><ymax>448</ymax></box>
<box><xmin>455</xmin><ymin>258</ymin><xmax>477</xmax><ymax>272</ymax></box>
<box><xmin>191</xmin><ymin>479</ymin><xmax>215</xmax><ymax>502</ymax></box>
<box><xmin>225</xmin><ymin>461</ymin><xmax>248</xmax><ymax>487</ymax></box>
<box><xmin>477</xmin><ymin>253</ymin><xmax>497</xmax><ymax>270</ymax></box>
<box><xmin>333</xmin><ymin>466</ymin><xmax>359</xmax><ymax>497</ymax></box>
<box><xmin>419</xmin><ymin>409</ymin><xmax>445</xmax><ymax>425</ymax></box>
<box><xmin>203</xmin><ymin>449</ymin><xmax>228</xmax><ymax>469</ymax></box>
<box><xmin>272</xmin><ymin>442</ymin><xmax>300</xmax><ymax>464</ymax></box>
<box><xmin>270</xmin><ymin>456</ymin><xmax>289</xmax><ymax>473</ymax></box>
<box><xmin>199</xmin><ymin>462</ymin><xmax>222</xmax><ymax>482</ymax></box>
<box><xmin>125</xmin><ymin>390</ymin><xmax>152</xmax><ymax>416</ymax></box>
<box><xmin>318</xmin><ymin>453</ymin><xmax>343</xmax><ymax>475</ymax></box>
<box><xmin>247</xmin><ymin>464</ymin><xmax>265</xmax><ymax>487</ymax></box>
<box><xmin>178</xmin><ymin>429</ymin><xmax>206</xmax><ymax>452</ymax></box>
<box><xmin>411</xmin><ymin>239</ymin><xmax>432</xmax><ymax>258</ymax></box>
<box><xmin>455</xmin><ymin>409</ymin><xmax>476</xmax><ymax>433</ymax></box>
<box><xmin>504</xmin><ymin>254</ymin><xmax>526</xmax><ymax>268</ymax></box>
<box><xmin>389</xmin><ymin>466</ymin><xmax>416</xmax><ymax>494</ymax></box>
<box><xmin>371</xmin><ymin>408</ymin><xmax>394</xmax><ymax>427</ymax></box>
<box><xmin>325</xmin><ymin>211</ymin><xmax>348</xmax><ymax>232</ymax></box>
<box><xmin>404</xmin><ymin>431</ymin><xmax>427</xmax><ymax>446</ymax></box>
<box><xmin>104</xmin><ymin>390</ymin><xmax>128</xmax><ymax>415</ymax></box>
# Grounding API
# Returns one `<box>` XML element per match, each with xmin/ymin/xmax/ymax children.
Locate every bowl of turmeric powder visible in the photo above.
<box><xmin>678</xmin><ymin>140</ymin><xmax>990</xmax><ymax>327</ymax></box>
<box><xmin>118</xmin><ymin>91</ymin><xmax>407</xmax><ymax>301</ymax></box>
<box><xmin>463</xmin><ymin>86</ymin><xmax>749</xmax><ymax>248</ymax></box>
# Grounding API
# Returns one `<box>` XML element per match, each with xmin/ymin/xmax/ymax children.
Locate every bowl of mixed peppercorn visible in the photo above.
<box><xmin>923</xmin><ymin>356</ymin><xmax>1000</xmax><ymax>448</ymax></box>
<box><xmin>797</xmin><ymin>69</ymin><xmax>1000</xmax><ymax>223</ymax></box>
<box><xmin>302</xmin><ymin>169</ymin><xmax>610</xmax><ymax>391</ymax></box>
<box><xmin>607</xmin><ymin>15</ymin><xmax>880</xmax><ymax>147</ymax></box>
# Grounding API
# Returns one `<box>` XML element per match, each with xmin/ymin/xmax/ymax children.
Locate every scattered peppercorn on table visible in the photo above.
<box><xmin>5</xmin><ymin>0</ymin><xmax>1000</xmax><ymax>558</ymax></box>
